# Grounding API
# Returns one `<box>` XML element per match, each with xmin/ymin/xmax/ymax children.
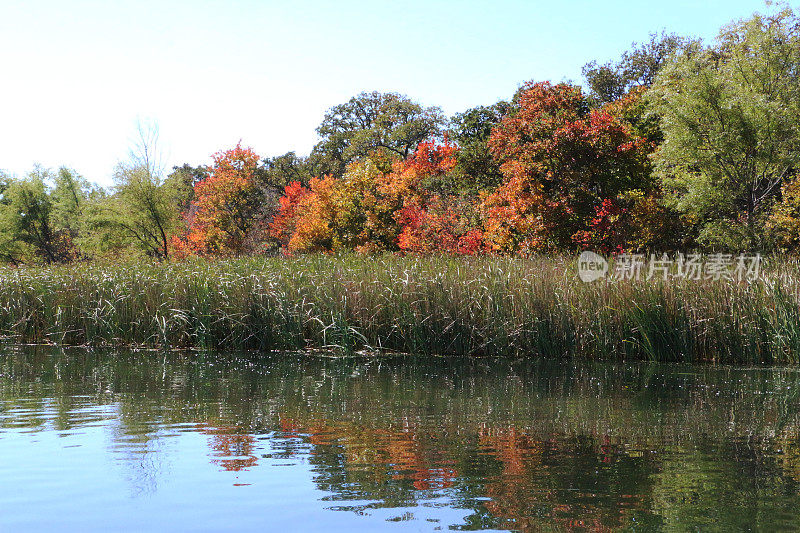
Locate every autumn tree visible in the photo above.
<box><xmin>395</xmin><ymin>195</ymin><xmax>484</xmax><ymax>255</ymax></box>
<box><xmin>482</xmin><ymin>81</ymin><xmax>655</xmax><ymax>254</ymax></box>
<box><xmin>767</xmin><ymin>176</ymin><xmax>800</xmax><ymax>251</ymax></box>
<box><xmin>380</xmin><ymin>141</ymin><xmax>483</xmax><ymax>254</ymax></box>
<box><xmin>271</xmin><ymin>141</ymin><xmax>485</xmax><ymax>256</ymax></box>
<box><xmin>175</xmin><ymin>143</ymin><xmax>264</xmax><ymax>256</ymax></box>
<box><xmin>269</xmin><ymin>180</ymin><xmax>311</xmax><ymax>247</ymax></box>
<box><xmin>272</xmin><ymin>159</ymin><xmax>395</xmax><ymax>254</ymax></box>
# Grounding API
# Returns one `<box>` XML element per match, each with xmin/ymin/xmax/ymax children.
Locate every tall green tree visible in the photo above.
<box><xmin>0</xmin><ymin>172</ymin><xmax>25</xmax><ymax>264</ymax></box>
<box><xmin>583</xmin><ymin>32</ymin><xmax>692</xmax><ymax>105</ymax></box>
<box><xmin>0</xmin><ymin>167</ymin><xmax>75</xmax><ymax>263</ymax></box>
<box><xmin>449</xmin><ymin>101</ymin><xmax>511</xmax><ymax>192</ymax></box>
<box><xmin>90</xmin><ymin>121</ymin><xmax>182</xmax><ymax>259</ymax></box>
<box><xmin>312</xmin><ymin>91</ymin><xmax>446</xmax><ymax>177</ymax></box>
<box><xmin>50</xmin><ymin>167</ymin><xmax>99</xmax><ymax>248</ymax></box>
<box><xmin>165</xmin><ymin>163</ymin><xmax>207</xmax><ymax>213</ymax></box>
<box><xmin>260</xmin><ymin>152</ymin><xmax>314</xmax><ymax>192</ymax></box>
<box><xmin>649</xmin><ymin>8</ymin><xmax>800</xmax><ymax>249</ymax></box>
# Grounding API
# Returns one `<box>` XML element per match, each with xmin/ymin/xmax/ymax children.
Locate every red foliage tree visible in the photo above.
<box><xmin>379</xmin><ymin>140</ymin><xmax>458</xmax><ymax>201</ymax></box>
<box><xmin>482</xmin><ymin>81</ymin><xmax>653</xmax><ymax>254</ymax></box>
<box><xmin>571</xmin><ymin>198</ymin><xmax>627</xmax><ymax>255</ymax></box>
<box><xmin>396</xmin><ymin>196</ymin><xmax>484</xmax><ymax>255</ymax></box>
<box><xmin>384</xmin><ymin>141</ymin><xmax>483</xmax><ymax>254</ymax></box>
<box><xmin>269</xmin><ymin>180</ymin><xmax>311</xmax><ymax>247</ymax></box>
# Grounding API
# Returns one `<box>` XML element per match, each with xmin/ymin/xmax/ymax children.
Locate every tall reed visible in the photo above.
<box><xmin>1</xmin><ymin>254</ymin><xmax>798</xmax><ymax>364</ymax></box>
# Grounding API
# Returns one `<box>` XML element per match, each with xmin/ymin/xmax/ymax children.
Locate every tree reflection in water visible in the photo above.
<box><xmin>2</xmin><ymin>346</ymin><xmax>800</xmax><ymax>530</ymax></box>
<box><xmin>198</xmin><ymin>423</ymin><xmax>259</xmax><ymax>472</ymax></box>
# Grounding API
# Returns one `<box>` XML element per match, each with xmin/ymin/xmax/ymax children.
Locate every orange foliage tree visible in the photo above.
<box><xmin>265</xmin><ymin>84</ymin><xmax>683</xmax><ymax>257</ymax></box>
<box><xmin>482</xmin><ymin>81</ymin><xmax>654</xmax><ymax>254</ymax></box>
<box><xmin>271</xmin><ymin>159</ymin><xmax>395</xmax><ymax>254</ymax></box>
<box><xmin>270</xmin><ymin>141</ymin><xmax>486</xmax><ymax>255</ymax></box>
<box><xmin>173</xmin><ymin>144</ymin><xmax>264</xmax><ymax>257</ymax></box>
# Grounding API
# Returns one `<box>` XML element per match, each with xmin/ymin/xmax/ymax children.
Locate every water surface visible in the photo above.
<box><xmin>2</xmin><ymin>346</ymin><xmax>800</xmax><ymax>531</ymax></box>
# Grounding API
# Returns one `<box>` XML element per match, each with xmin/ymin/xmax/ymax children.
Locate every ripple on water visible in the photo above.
<box><xmin>1</xmin><ymin>349</ymin><xmax>800</xmax><ymax>531</ymax></box>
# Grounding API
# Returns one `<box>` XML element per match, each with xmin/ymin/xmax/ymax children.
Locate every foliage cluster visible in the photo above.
<box><xmin>3</xmin><ymin>8</ymin><xmax>800</xmax><ymax>262</ymax></box>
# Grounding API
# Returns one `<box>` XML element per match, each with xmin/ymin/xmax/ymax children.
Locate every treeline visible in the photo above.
<box><xmin>3</xmin><ymin>8</ymin><xmax>800</xmax><ymax>264</ymax></box>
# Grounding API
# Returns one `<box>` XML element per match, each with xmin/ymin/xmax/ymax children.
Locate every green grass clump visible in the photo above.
<box><xmin>1</xmin><ymin>254</ymin><xmax>799</xmax><ymax>364</ymax></box>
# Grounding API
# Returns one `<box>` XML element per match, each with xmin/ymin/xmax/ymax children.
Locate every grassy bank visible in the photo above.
<box><xmin>1</xmin><ymin>255</ymin><xmax>800</xmax><ymax>363</ymax></box>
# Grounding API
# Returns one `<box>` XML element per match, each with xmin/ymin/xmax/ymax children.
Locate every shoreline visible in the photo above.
<box><xmin>1</xmin><ymin>254</ymin><xmax>799</xmax><ymax>364</ymax></box>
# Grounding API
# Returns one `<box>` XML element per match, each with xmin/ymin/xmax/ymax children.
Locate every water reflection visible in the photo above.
<box><xmin>2</xmin><ymin>346</ymin><xmax>800</xmax><ymax>531</ymax></box>
<box><xmin>200</xmin><ymin>424</ymin><xmax>259</xmax><ymax>472</ymax></box>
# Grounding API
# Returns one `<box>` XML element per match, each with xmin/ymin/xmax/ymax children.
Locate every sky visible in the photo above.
<box><xmin>0</xmin><ymin>0</ymin><xmax>769</xmax><ymax>186</ymax></box>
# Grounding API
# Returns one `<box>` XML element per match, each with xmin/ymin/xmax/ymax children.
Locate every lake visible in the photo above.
<box><xmin>1</xmin><ymin>346</ymin><xmax>800</xmax><ymax>531</ymax></box>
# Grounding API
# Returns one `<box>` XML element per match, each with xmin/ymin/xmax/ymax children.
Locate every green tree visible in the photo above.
<box><xmin>583</xmin><ymin>32</ymin><xmax>692</xmax><ymax>105</ymax></box>
<box><xmin>0</xmin><ymin>173</ymin><xmax>25</xmax><ymax>264</ymax></box>
<box><xmin>50</xmin><ymin>167</ymin><xmax>100</xmax><ymax>252</ymax></box>
<box><xmin>649</xmin><ymin>8</ymin><xmax>800</xmax><ymax>250</ymax></box>
<box><xmin>0</xmin><ymin>167</ymin><xmax>74</xmax><ymax>263</ymax></box>
<box><xmin>89</xmin><ymin>121</ymin><xmax>182</xmax><ymax>259</ymax></box>
<box><xmin>165</xmin><ymin>163</ymin><xmax>207</xmax><ymax>213</ymax></box>
<box><xmin>312</xmin><ymin>91</ymin><xmax>446</xmax><ymax>178</ymax></box>
<box><xmin>449</xmin><ymin>101</ymin><xmax>511</xmax><ymax>193</ymax></box>
<box><xmin>260</xmin><ymin>152</ymin><xmax>315</xmax><ymax>191</ymax></box>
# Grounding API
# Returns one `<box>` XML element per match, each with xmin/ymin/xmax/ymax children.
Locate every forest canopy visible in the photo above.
<box><xmin>3</xmin><ymin>7</ymin><xmax>800</xmax><ymax>263</ymax></box>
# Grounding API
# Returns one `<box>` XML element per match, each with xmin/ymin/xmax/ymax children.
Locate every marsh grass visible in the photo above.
<box><xmin>1</xmin><ymin>254</ymin><xmax>799</xmax><ymax>363</ymax></box>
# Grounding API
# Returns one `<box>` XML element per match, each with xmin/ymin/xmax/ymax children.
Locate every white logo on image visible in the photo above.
<box><xmin>578</xmin><ymin>251</ymin><xmax>608</xmax><ymax>282</ymax></box>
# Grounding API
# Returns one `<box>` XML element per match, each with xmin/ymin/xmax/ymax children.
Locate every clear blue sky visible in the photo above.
<box><xmin>0</xmin><ymin>0</ymin><xmax>768</xmax><ymax>185</ymax></box>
